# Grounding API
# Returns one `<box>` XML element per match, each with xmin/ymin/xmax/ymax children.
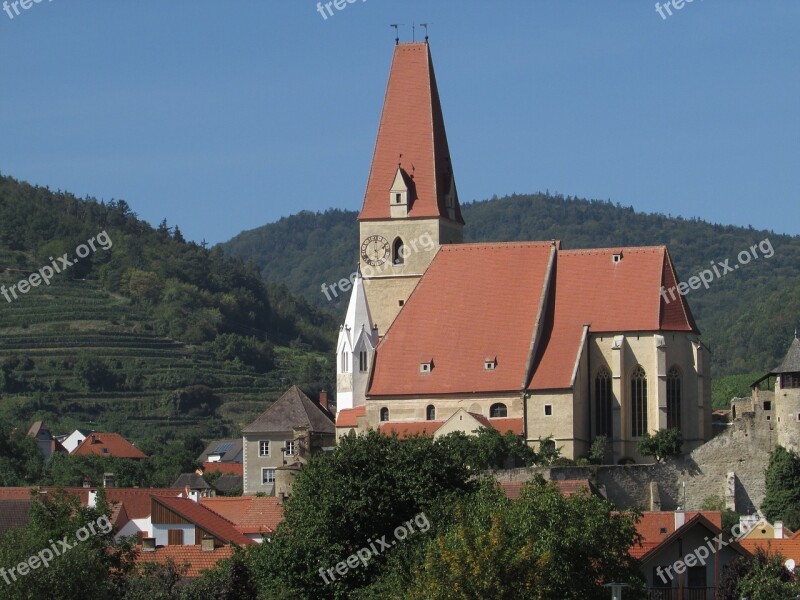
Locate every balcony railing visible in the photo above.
<box><xmin>649</xmin><ymin>588</ymin><xmax>715</xmax><ymax>600</ymax></box>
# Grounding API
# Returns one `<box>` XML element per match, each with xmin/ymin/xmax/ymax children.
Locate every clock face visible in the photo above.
<box><xmin>361</xmin><ymin>235</ymin><xmax>390</xmax><ymax>266</ymax></box>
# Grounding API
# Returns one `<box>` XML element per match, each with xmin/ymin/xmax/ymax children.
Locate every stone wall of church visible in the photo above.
<box><xmin>365</xmin><ymin>393</ymin><xmax>521</xmax><ymax>429</ymax></box>
<box><xmin>493</xmin><ymin>409</ymin><xmax>771</xmax><ymax>514</ymax></box>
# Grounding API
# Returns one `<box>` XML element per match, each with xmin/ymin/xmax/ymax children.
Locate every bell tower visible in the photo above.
<box><xmin>357</xmin><ymin>41</ymin><xmax>464</xmax><ymax>335</ymax></box>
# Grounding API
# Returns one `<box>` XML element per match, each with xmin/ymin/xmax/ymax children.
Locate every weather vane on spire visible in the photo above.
<box><xmin>390</xmin><ymin>24</ymin><xmax>403</xmax><ymax>45</ymax></box>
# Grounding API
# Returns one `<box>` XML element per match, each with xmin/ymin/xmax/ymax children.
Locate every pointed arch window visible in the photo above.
<box><xmin>359</xmin><ymin>351</ymin><xmax>368</xmax><ymax>372</ymax></box>
<box><xmin>595</xmin><ymin>367</ymin><xmax>613</xmax><ymax>437</ymax></box>
<box><xmin>379</xmin><ymin>407</ymin><xmax>389</xmax><ymax>422</ymax></box>
<box><xmin>392</xmin><ymin>237</ymin><xmax>406</xmax><ymax>265</ymax></box>
<box><xmin>631</xmin><ymin>366</ymin><xmax>648</xmax><ymax>437</ymax></box>
<box><xmin>667</xmin><ymin>366</ymin><xmax>681</xmax><ymax>430</ymax></box>
<box><xmin>426</xmin><ymin>405</ymin><xmax>436</xmax><ymax>421</ymax></box>
<box><xmin>341</xmin><ymin>350</ymin><xmax>349</xmax><ymax>373</ymax></box>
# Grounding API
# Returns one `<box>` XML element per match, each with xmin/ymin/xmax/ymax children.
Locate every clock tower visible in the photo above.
<box><xmin>357</xmin><ymin>41</ymin><xmax>464</xmax><ymax>335</ymax></box>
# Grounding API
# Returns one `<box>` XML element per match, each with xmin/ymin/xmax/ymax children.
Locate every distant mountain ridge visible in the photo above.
<box><xmin>220</xmin><ymin>193</ymin><xmax>800</xmax><ymax>379</ymax></box>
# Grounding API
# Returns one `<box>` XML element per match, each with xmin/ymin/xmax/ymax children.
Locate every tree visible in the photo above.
<box><xmin>588</xmin><ymin>435</ymin><xmax>610</xmax><ymax>464</ymax></box>
<box><xmin>404</xmin><ymin>477</ymin><xmax>645</xmax><ymax>600</ymax></box>
<box><xmin>637</xmin><ymin>428</ymin><xmax>683</xmax><ymax>463</ymax></box>
<box><xmin>736</xmin><ymin>548</ymin><xmax>800</xmax><ymax>600</ymax></box>
<box><xmin>0</xmin><ymin>423</ymin><xmax>45</xmax><ymax>485</ymax></box>
<box><xmin>0</xmin><ymin>490</ymin><xmax>136</xmax><ymax>599</ymax></box>
<box><xmin>74</xmin><ymin>353</ymin><xmax>119</xmax><ymax>392</ymax></box>
<box><xmin>761</xmin><ymin>446</ymin><xmax>800</xmax><ymax>530</ymax></box>
<box><xmin>246</xmin><ymin>431</ymin><xmax>476</xmax><ymax>599</ymax></box>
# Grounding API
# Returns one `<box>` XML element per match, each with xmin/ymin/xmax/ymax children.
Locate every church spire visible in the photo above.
<box><xmin>359</xmin><ymin>42</ymin><xmax>463</xmax><ymax>224</ymax></box>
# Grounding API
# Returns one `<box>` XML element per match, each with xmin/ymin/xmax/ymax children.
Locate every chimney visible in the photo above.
<box><xmin>82</xmin><ymin>477</ymin><xmax>92</xmax><ymax>488</ymax></box>
<box><xmin>200</xmin><ymin>536</ymin><xmax>215</xmax><ymax>552</ymax></box>
<box><xmin>775</xmin><ymin>520</ymin><xmax>784</xmax><ymax>539</ymax></box>
<box><xmin>103</xmin><ymin>472</ymin><xmax>115</xmax><ymax>488</ymax></box>
<box><xmin>674</xmin><ymin>508</ymin><xmax>686</xmax><ymax>530</ymax></box>
<box><xmin>319</xmin><ymin>390</ymin><xmax>329</xmax><ymax>412</ymax></box>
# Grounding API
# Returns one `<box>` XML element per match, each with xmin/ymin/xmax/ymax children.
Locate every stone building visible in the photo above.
<box><xmin>241</xmin><ymin>386</ymin><xmax>335</xmax><ymax>495</ymax></box>
<box><xmin>335</xmin><ymin>41</ymin><xmax>712</xmax><ymax>463</ymax></box>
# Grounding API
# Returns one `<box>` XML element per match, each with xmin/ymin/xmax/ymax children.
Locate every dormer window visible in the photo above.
<box><xmin>612</xmin><ymin>252</ymin><xmax>623</xmax><ymax>263</ymax></box>
<box><xmin>395</xmin><ymin>193</ymin><xmax>402</xmax><ymax>204</ymax></box>
<box><xmin>420</xmin><ymin>360</ymin><xmax>433</xmax><ymax>374</ymax></box>
<box><xmin>484</xmin><ymin>358</ymin><xmax>497</xmax><ymax>371</ymax></box>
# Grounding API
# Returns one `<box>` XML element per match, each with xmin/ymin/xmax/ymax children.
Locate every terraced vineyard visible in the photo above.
<box><xmin>0</xmin><ymin>267</ymin><xmax>332</xmax><ymax>442</ymax></box>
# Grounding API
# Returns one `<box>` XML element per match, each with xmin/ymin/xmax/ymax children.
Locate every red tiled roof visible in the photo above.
<box><xmin>528</xmin><ymin>247</ymin><xmax>697</xmax><ymax>390</ymax></box>
<box><xmin>135</xmin><ymin>545</ymin><xmax>234</xmax><ymax>578</ymax></box>
<box><xmin>379</xmin><ymin>421</ymin><xmax>444</xmax><ymax>438</ymax></box>
<box><xmin>369</xmin><ymin>242</ymin><xmax>557</xmax><ymax>396</ymax></box>
<box><xmin>105</xmin><ymin>489</ymin><xmax>183</xmax><ymax>520</ymax></box>
<box><xmin>631</xmin><ymin>511</ymin><xmax>723</xmax><ymax>559</ymax></box>
<box><xmin>202</xmin><ymin>462</ymin><xmax>243</xmax><ymax>476</ymax></box>
<box><xmin>72</xmin><ymin>433</ymin><xmax>147</xmax><ymax>459</ymax></box>
<box><xmin>740</xmin><ymin>538</ymin><xmax>800</xmax><ymax>564</ymax></box>
<box><xmin>500</xmin><ymin>479</ymin><xmax>600</xmax><ymax>500</ymax></box>
<box><xmin>359</xmin><ymin>42</ymin><xmax>463</xmax><ymax>224</ymax></box>
<box><xmin>336</xmin><ymin>405</ymin><xmax>366</xmax><ymax>428</ymax></box>
<box><xmin>488</xmin><ymin>417</ymin><xmax>524</xmax><ymax>435</ymax></box>
<box><xmin>152</xmin><ymin>497</ymin><xmax>254</xmax><ymax>546</ymax></box>
<box><xmin>200</xmin><ymin>496</ymin><xmax>283</xmax><ymax>536</ymax></box>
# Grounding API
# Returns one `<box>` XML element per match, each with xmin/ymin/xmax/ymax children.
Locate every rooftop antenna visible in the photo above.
<box><xmin>390</xmin><ymin>24</ymin><xmax>402</xmax><ymax>45</ymax></box>
<box><xmin>412</xmin><ymin>22</ymin><xmax>415</xmax><ymax>42</ymax></box>
<box><xmin>420</xmin><ymin>23</ymin><xmax>430</xmax><ymax>42</ymax></box>
<box><xmin>398</xmin><ymin>153</ymin><xmax>403</xmax><ymax>168</ymax></box>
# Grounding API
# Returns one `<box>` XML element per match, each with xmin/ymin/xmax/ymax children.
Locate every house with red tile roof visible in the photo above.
<box><xmin>136</xmin><ymin>545</ymin><xmax>235</xmax><ymax>579</ymax></box>
<box><xmin>200</xmin><ymin>496</ymin><xmax>283</xmax><ymax>542</ymax></box>
<box><xmin>632</xmin><ymin>511</ymin><xmax>750</xmax><ymax>597</ymax></box>
<box><xmin>72</xmin><ymin>432</ymin><xmax>147</xmax><ymax>459</ymax></box>
<box><xmin>335</xmin><ymin>41</ymin><xmax>712</xmax><ymax>463</ymax></box>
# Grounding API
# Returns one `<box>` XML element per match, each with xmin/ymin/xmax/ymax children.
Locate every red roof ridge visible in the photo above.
<box><xmin>559</xmin><ymin>245</ymin><xmax>666</xmax><ymax>256</ymax></box>
<box><xmin>520</xmin><ymin>244</ymin><xmax>558</xmax><ymax>389</ymax></box>
<box><xmin>440</xmin><ymin>241</ymin><xmax>561</xmax><ymax>251</ymax></box>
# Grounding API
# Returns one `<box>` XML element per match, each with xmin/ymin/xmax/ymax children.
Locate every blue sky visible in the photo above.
<box><xmin>0</xmin><ymin>1</ymin><xmax>797</xmax><ymax>245</ymax></box>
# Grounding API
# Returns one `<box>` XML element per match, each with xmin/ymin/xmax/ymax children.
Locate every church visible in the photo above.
<box><xmin>335</xmin><ymin>41</ymin><xmax>712</xmax><ymax>463</ymax></box>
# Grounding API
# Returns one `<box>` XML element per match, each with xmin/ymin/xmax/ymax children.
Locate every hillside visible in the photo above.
<box><xmin>220</xmin><ymin>193</ymin><xmax>800</xmax><ymax>389</ymax></box>
<box><xmin>0</xmin><ymin>174</ymin><xmax>337</xmax><ymax>445</ymax></box>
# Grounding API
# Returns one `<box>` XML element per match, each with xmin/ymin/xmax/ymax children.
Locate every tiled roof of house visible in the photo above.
<box><xmin>196</xmin><ymin>439</ymin><xmax>243</xmax><ymax>463</ymax></box>
<box><xmin>379</xmin><ymin>421</ymin><xmax>444</xmax><ymax>438</ymax></box>
<box><xmin>740</xmin><ymin>538</ymin><xmax>800</xmax><ymax>565</ymax></box>
<box><xmin>105</xmin><ymin>489</ymin><xmax>183</xmax><ymax>520</ymax></box>
<box><xmin>359</xmin><ymin>42</ymin><xmax>463</xmax><ymax>224</ymax></box>
<box><xmin>211</xmin><ymin>475</ymin><xmax>243</xmax><ymax>495</ymax></box>
<box><xmin>631</xmin><ymin>512</ymin><xmax>726</xmax><ymax>559</ymax></box>
<box><xmin>500</xmin><ymin>479</ymin><xmax>601</xmax><ymax>500</ymax></box>
<box><xmin>336</xmin><ymin>405</ymin><xmax>366</xmax><ymax>428</ymax></box>
<box><xmin>136</xmin><ymin>545</ymin><xmax>234</xmax><ymax>578</ymax></box>
<box><xmin>202</xmin><ymin>462</ymin><xmax>243</xmax><ymax>476</ymax></box>
<box><xmin>487</xmin><ymin>418</ymin><xmax>524</xmax><ymax>435</ymax></box>
<box><xmin>72</xmin><ymin>432</ymin><xmax>147</xmax><ymax>459</ymax></box>
<box><xmin>369</xmin><ymin>242</ymin><xmax>557</xmax><ymax>396</ymax></box>
<box><xmin>171</xmin><ymin>473</ymin><xmax>212</xmax><ymax>490</ymax></box>
<box><xmin>0</xmin><ymin>499</ymin><xmax>33</xmax><ymax>535</ymax></box>
<box><xmin>201</xmin><ymin>496</ymin><xmax>283</xmax><ymax>536</ymax></box>
<box><xmin>242</xmin><ymin>386</ymin><xmax>334</xmax><ymax>435</ymax></box>
<box><xmin>152</xmin><ymin>496</ymin><xmax>254</xmax><ymax>546</ymax></box>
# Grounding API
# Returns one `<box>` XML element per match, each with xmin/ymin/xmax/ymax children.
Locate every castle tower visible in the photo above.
<box><xmin>357</xmin><ymin>42</ymin><xmax>464</xmax><ymax>335</ymax></box>
<box><xmin>336</xmin><ymin>270</ymin><xmax>378</xmax><ymax>411</ymax></box>
<box><xmin>774</xmin><ymin>333</ymin><xmax>800</xmax><ymax>451</ymax></box>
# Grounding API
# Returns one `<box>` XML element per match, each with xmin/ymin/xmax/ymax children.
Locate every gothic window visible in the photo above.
<box><xmin>341</xmin><ymin>350</ymin><xmax>349</xmax><ymax>373</ymax></box>
<box><xmin>490</xmin><ymin>403</ymin><xmax>507</xmax><ymax>418</ymax></box>
<box><xmin>380</xmin><ymin>407</ymin><xmax>389</xmax><ymax>422</ymax></box>
<box><xmin>359</xmin><ymin>351</ymin><xmax>368</xmax><ymax>372</ymax></box>
<box><xmin>595</xmin><ymin>368</ymin><xmax>613</xmax><ymax>437</ymax></box>
<box><xmin>393</xmin><ymin>237</ymin><xmax>406</xmax><ymax>265</ymax></box>
<box><xmin>426</xmin><ymin>405</ymin><xmax>436</xmax><ymax>421</ymax></box>
<box><xmin>667</xmin><ymin>366</ymin><xmax>681</xmax><ymax>430</ymax></box>
<box><xmin>631</xmin><ymin>366</ymin><xmax>648</xmax><ymax>437</ymax></box>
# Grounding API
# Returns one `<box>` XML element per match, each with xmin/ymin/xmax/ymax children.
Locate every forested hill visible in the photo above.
<box><xmin>0</xmin><ymin>174</ymin><xmax>337</xmax><ymax>443</ymax></box>
<box><xmin>220</xmin><ymin>193</ymin><xmax>800</xmax><ymax>379</ymax></box>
